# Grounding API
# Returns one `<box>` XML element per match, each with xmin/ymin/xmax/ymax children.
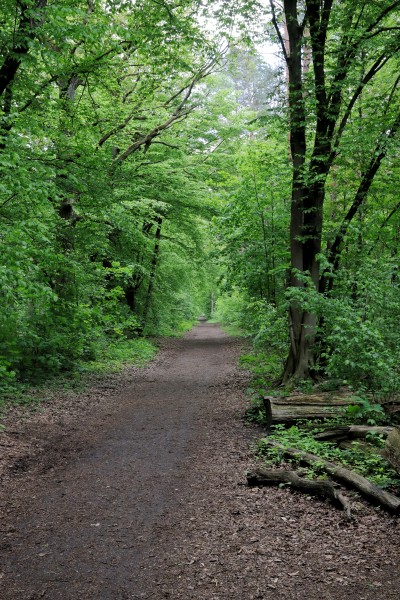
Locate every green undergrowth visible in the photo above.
<box><xmin>146</xmin><ymin>319</ymin><xmax>198</xmax><ymax>338</ymax></box>
<box><xmin>0</xmin><ymin>336</ymin><xmax>158</xmax><ymax>414</ymax></box>
<box><xmin>241</xmin><ymin>349</ymin><xmax>400</xmax><ymax>493</ymax></box>
<box><xmin>221</xmin><ymin>323</ymin><xmax>247</xmax><ymax>337</ymax></box>
<box><xmin>82</xmin><ymin>337</ymin><xmax>157</xmax><ymax>372</ymax></box>
<box><xmin>240</xmin><ymin>351</ymin><xmax>283</xmax><ymax>393</ymax></box>
<box><xmin>257</xmin><ymin>424</ymin><xmax>400</xmax><ymax>490</ymax></box>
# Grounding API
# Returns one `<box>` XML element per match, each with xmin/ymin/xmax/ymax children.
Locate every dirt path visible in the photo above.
<box><xmin>1</xmin><ymin>324</ymin><xmax>400</xmax><ymax>599</ymax></box>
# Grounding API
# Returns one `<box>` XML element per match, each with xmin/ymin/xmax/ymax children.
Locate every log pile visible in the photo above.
<box><xmin>256</xmin><ymin>439</ymin><xmax>400</xmax><ymax>514</ymax></box>
<box><xmin>252</xmin><ymin>391</ymin><xmax>400</xmax><ymax>516</ymax></box>
<box><xmin>262</xmin><ymin>392</ymin><xmax>400</xmax><ymax>431</ymax></box>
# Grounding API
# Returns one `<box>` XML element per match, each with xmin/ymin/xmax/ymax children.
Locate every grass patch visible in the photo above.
<box><xmin>83</xmin><ymin>337</ymin><xmax>157</xmax><ymax>372</ymax></box>
<box><xmin>240</xmin><ymin>351</ymin><xmax>283</xmax><ymax>425</ymax></box>
<box><xmin>220</xmin><ymin>323</ymin><xmax>246</xmax><ymax>337</ymax></box>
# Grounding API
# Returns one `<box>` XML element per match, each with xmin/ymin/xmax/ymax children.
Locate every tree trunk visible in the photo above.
<box><xmin>142</xmin><ymin>216</ymin><xmax>162</xmax><ymax>325</ymax></box>
<box><xmin>0</xmin><ymin>1</ymin><xmax>47</xmax><ymax>146</ymax></box>
<box><xmin>314</xmin><ymin>425</ymin><xmax>394</xmax><ymax>442</ymax></box>
<box><xmin>284</xmin><ymin>306</ymin><xmax>318</xmax><ymax>381</ymax></box>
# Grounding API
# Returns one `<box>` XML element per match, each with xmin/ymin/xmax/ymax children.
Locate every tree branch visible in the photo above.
<box><xmin>269</xmin><ymin>0</ymin><xmax>288</xmax><ymax>62</ymax></box>
<box><xmin>0</xmin><ymin>1</ymin><xmax>48</xmax><ymax>98</ymax></box>
<box><xmin>327</xmin><ymin>53</ymin><xmax>394</xmax><ymax>169</ymax></box>
<box><xmin>110</xmin><ymin>61</ymin><xmax>215</xmax><ymax>166</ymax></box>
<box><xmin>0</xmin><ymin>193</ymin><xmax>17</xmax><ymax>208</ymax></box>
<box><xmin>322</xmin><ymin>109</ymin><xmax>400</xmax><ymax>291</ymax></box>
<box><xmin>150</xmin><ymin>140</ymin><xmax>180</xmax><ymax>150</ymax></box>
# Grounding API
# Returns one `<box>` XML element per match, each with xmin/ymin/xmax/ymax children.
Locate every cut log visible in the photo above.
<box><xmin>314</xmin><ymin>425</ymin><xmax>394</xmax><ymax>442</ymax></box>
<box><xmin>263</xmin><ymin>394</ymin><xmax>358</xmax><ymax>430</ymax></box>
<box><xmin>384</xmin><ymin>427</ymin><xmax>400</xmax><ymax>475</ymax></box>
<box><xmin>247</xmin><ymin>468</ymin><xmax>352</xmax><ymax>520</ymax></box>
<box><xmin>259</xmin><ymin>439</ymin><xmax>400</xmax><ymax>513</ymax></box>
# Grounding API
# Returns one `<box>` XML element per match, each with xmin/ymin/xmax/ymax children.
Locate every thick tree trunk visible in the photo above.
<box><xmin>0</xmin><ymin>1</ymin><xmax>48</xmax><ymax>99</ymax></box>
<box><xmin>279</xmin><ymin>1</ymin><xmax>313</xmax><ymax>381</ymax></box>
<box><xmin>284</xmin><ymin>306</ymin><xmax>318</xmax><ymax>381</ymax></box>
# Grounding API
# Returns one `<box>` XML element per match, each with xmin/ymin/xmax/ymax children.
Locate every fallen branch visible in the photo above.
<box><xmin>247</xmin><ymin>468</ymin><xmax>352</xmax><ymax>520</ymax></box>
<box><xmin>313</xmin><ymin>425</ymin><xmax>394</xmax><ymax>442</ymax></box>
<box><xmin>260</xmin><ymin>439</ymin><xmax>400</xmax><ymax>513</ymax></box>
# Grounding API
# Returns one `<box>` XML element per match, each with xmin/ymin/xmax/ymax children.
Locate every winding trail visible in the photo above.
<box><xmin>1</xmin><ymin>323</ymin><xmax>400</xmax><ymax>599</ymax></box>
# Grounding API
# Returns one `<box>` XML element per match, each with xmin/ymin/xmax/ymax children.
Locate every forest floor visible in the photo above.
<box><xmin>0</xmin><ymin>323</ymin><xmax>400</xmax><ymax>600</ymax></box>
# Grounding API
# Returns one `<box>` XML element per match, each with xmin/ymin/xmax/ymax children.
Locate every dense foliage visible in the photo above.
<box><xmin>1</xmin><ymin>0</ymin><xmax>400</xmax><ymax>399</ymax></box>
<box><xmin>0</xmin><ymin>0</ymin><xmax>232</xmax><ymax>387</ymax></box>
<box><xmin>214</xmin><ymin>1</ymin><xmax>400</xmax><ymax>397</ymax></box>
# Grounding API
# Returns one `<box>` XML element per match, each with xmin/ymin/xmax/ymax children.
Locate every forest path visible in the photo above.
<box><xmin>1</xmin><ymin>323</ymin><xmax>400</xmax><ymax>599</ymax></box>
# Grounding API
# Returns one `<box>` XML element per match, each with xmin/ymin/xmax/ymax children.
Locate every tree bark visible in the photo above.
<box><xmin>314</xmin><ymin>425</ymin><xmax>394</xmax><ymax>442</ymax></box>
<box><xmin>0</xmin><ymin>1</ymin><xmax>47</xmax><ymax>146</ymax></box>
<box><xmin>0</xmin><ymin>1</ymin><xmax>48</xmax><ymax>99</ymax></box>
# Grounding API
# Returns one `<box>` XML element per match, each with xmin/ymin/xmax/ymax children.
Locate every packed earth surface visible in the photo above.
<box><xmin>1</xmin><ymin>323</ymin><xmax>399</xmax><ymax>599</ymax></box>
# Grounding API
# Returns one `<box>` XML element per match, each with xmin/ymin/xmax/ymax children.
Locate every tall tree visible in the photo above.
<box><xmin>269</xmin><ymin>0</ymin><xmax>400</xmax><ymax>381</ymax></box>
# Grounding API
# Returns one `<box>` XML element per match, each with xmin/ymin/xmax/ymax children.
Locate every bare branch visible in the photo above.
<box><xmin>269</xmin><ymin>0</ymin><xmax>288</xmax><ymax>62</ymax></box>
<box><xmin>114</xmin><ymin>105</ymin><xmax>197</xmax><ymax>164</ymax></box>
<box><xmin>98</xmin><ymin>111</ymin><xmax>140</xmax><ymax>148</ymax></box>
<box><xmin>109</xmin><ymin>59</ymin><xmax>217</xmax><ymax>167</ymax></box>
